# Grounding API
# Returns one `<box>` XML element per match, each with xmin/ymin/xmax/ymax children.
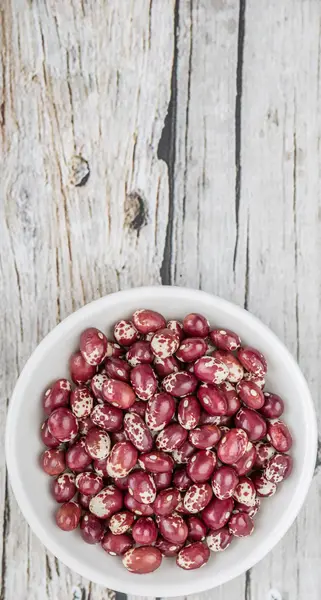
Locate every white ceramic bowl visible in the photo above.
<box><xmin>5</xmin><ymin>286</ymin><xmax>317</xmax><ymax>596</ymax></box>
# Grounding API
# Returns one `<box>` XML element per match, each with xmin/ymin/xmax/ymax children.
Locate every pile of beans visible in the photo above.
<box><xmin>40</xmin><ymin>309</ymin><xmax>293</xmax><ymax>574</ymax></box>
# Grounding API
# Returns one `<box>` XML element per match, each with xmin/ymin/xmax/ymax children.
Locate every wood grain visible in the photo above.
<box><xmin>1</xmin><ymin>0</ymin><xmax>321</xmax><ymax>599</ymax></box>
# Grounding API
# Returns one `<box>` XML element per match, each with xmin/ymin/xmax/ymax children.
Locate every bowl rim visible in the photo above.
<box><xmin>5</xmin><ymin>286</ymin><xmax>318</xmax><ymax>596</ymax></box>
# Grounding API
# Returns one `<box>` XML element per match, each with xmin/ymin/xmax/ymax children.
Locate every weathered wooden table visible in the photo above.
<box><xmin>1</xmin><ymin>0</ymin><xmax>321</xmax><ymax>598</ymax></box>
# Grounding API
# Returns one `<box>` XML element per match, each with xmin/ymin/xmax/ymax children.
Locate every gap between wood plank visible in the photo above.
<box><xmin>158</xmin><ymin>0</ymin><xmax>180</xmax><ymax>285</ymax></box>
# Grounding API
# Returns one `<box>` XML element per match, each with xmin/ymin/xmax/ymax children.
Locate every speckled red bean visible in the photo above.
<box><xmin>48</xmin><ymin>407</ymin><xmax>78</xmax><ymax>443</ymax></box>
<box><xmin>132</xmin><ymin>309</ymin><xmax>166</xmax><ymax>334</ymax></box>
<box><xmin>189</xmin><ymin>424</ymin><xmax>221</xmax><ymax>450</ymax></box>
<box><xmin>183</xmin><ymin>313</ymin><xmax>210</xmax><ymax>338</ymax></box>
<box><xmin>217</xmin><ymin>428</ymin><xmax>248</xmax><ymax>465</ymax></box>
<box><xmin>132</xmin><ymin>517</ymin><xmax>158</xmax><ymax>545</ymax></box>
<box><xmin>91</xmin><ymin>404</ymin><xmax>123</xmax><ymax>432</ymax></box>
<box><xmin>89</xmin><ymin>485</ymin><xmax>123</xmax><ymax>518</ymax></box>
<box><xmin>109</xmin><ymin>511</ymin><xmax>135</xmax><ymax>535</ymax></box>
<box><xmin>254</xmin><ymin>441</ymin><xmax>276</xmax><ymax>468</ymax></box>
<box><xmin>107</xmin><ymin>441</ymin><xmax>138</xmax><ymax>478</ymax></box>
<box><xmin>145</xmin><ymin>392</ymin><xmax>176</xmax><ymax>431</ymax></box>
<box><xmin>209</xmin><ymin>328</ymin><xmax>241</xmax><ymax>352</ymax></box>
<box><xmin>80</xmin><ymin>512</ymin><xmax>105</xmax><ymax>544</ymax></box>
<box><xmin>162</xmin><ymin>371</ymin><xmax>198</xmax><ymax>397</ymax></box>
<box><xmin>139</xmin><ymin>450</ymin><xmax>174</xmax><ymax>473</ymax></box>
<box><xmin>176</xmin><ymin>541</ymin><xmax>210</xmax><ymax>570</ymax></box>
<box><xmin>128</xmin><ymin>470</ymin><xmax>156</xmax><ymax>504</ymax></box>
<box><xmin>176</xmin><ymin>338</ymin><xmax>207</xmax><ymax>363</ymax></box>
<box><xmin>172</xmin><ymin>441</ymin><xmax>196</xmax><ymax>464</ymax></box>
<box><xmin>264</xmin><ymin>453</ymin><xmax>293</xmax><ymax>483</ymax></box>
<box><xmin>197</xmin><ymin>383</ymin><xmax>228</xmax><ymax>416</ymax></box>
<box><xmin>266</xmin><ymin>420</ymin><xmax>292</xmax><ymax>452</ymax></box>
<box><xmin>234</xmin><ymin>407</ymin><xmax>267</xmax><ymax>442</ymax></box>
<box><xmin>43</xmin><ymin>379</ymin><xmax>71</xmax><ymax>415</ymax></box>
<box><xmin>172</xmin><ymin>467</ymin><xmax>193</xmax><ymax>491</ymax></box>
<box><xmin>156</xmin><ymin>423</ymin><xmax>188</xmax><ymax>452</ymax></box>
<box><xmin>56</xmin><ymin>501</ymin><xmax>81</xmax><ymax>531</ymax></box>
<box><xmin>110</xmin><ymin>428</ymin><xmax>127</xmax><ymax>444</ymax></box>
<box><xmin>153</xmin><ymin>355</ymin><xmax>180</xmax><ymax>378</ymax></box>
<box><xmin>178</xmin><ymin>396</ymin><xmax>201</xmax><ymax>430</ymax></box>
<box><xmin>194</xmin><ymin>357</ymin><xmax>229</xmax><ymax>385</ymax></box>
<box><xmin>150</xmin><ymin>328</ymin><xmax>180</xmax><ymax>359</ymax></box>
<box><xmin>211</xmin><ymin>466</ymin><xmax>239</xmax><ymax>500</ymax></box>
<box><xmin>259</xmin><ymin>392</ymin><xmax>284</xmax><ymax>419</ymax></box>
<box><xmin>85</xmin><ymin>427</ymin><xmax>111</xmax><ymax>460</ymax></box>
<box><xmin>130</xmin><ymin>364</ymin><xmax>158</xmax><ymax>401</ymax></box>
<box><xmin>206</xmin><ymin>526</ymin><xmax>233</xmax><ymax>551</ymax></box>
<box><xmin>102</xmin><ymin>378</ymin><xmax>136</xmax><ymax>410</ymax></box>
<box><xmin>123</xmin><ymin>546</ymin><xmax>162</xmax><ymax>574</ymax></box>
<box><xmin>70</xmin><ymin>352</ymin><xmax>97</xmax><ymax>384</ymax></box>
<box><xmin>114</xmin><ymin>320</ymin><xmax>139</xmax><ymax>346</ymax></box>
<box><xmin>106</xmin><ymin>341</ymin><xmax>124</xmax><ymax>358</ymax></box>
<box><xmin>154</xmin><ymin>471</ymin><xmax>173</xmax><ymax>490</ymax></box>
<box><xmin>228</xmin><ymin>512</ymin><xmax>254</xmax><ymax>537</ymax></box>
<box><xmin>187</xmin><ymin>516</ymin><xmax>207</xmax><ymax>541</ymax></box>
<box><xmin>236</xmin><ymin>380</ymin><xmax>264</xmax><ymax>410</ymax></box>
<box><xmin>41</xmin><ymin>420</ymin><xmax>60</xmax><ymax>448</ymax></box>
<box><xmin>233</xmin><ymin>442</ymin><xmax>257</xmax><ymax>476</ymax></box>
<box><xmin>102</xmin><ymin>531</ymin><xmax>133</xmax><ymax>556</ymax></box>
<box><xmin>184</xmin><ymin>482</ymin><xmax>212</xmax><ymax>513</ymax></box>
<box><xmin>52</xmin><ymin>472</ymin><xmax>76</xmax><ymax>502</ymax></box>
<box><xmin>70</xmin><ymin>386</ymin><xmax>94</xmax><ymax>419</ymax></box>
<box><xmin>167</xmin><ymin>319</ymin><xmax>184</xmax><ymax>341</ymax></box>
<box><xmin>219</xmin><ymin>381</ymin><xmax>241</xmax><ymax>416</ymax></box>
<box><xmin>76</xmin><ymin>472</ymin><xmax>104</xmax><ymax>496</ymax></box>
<box><xmin>126</xmin><ymin>341</ymin><xmax>154</xmax><ymax>367</ymax></box>
<box><xmin>124</xmin><ymin>493</ymin><xmax>154</xmax><ymax>515</ymax></box>
<box><xmin>212</xmin><ymin>350</ymin><xmax>244</xmax><ymax>383</ymax></box>
<box><xmin>78</xmin><ymin>492</ymin><xmax>93</xmax><ymax>509</ymax></box>
<box><xmin>233</xmin><ymin>476</ymin><xmax>256</xmax><ymax>507</ymax></box>
<box><xmin>80</xmin><ymin>327</ymin><xmax>107</xmax><ymax>366</ymax></box>
<box><xmin>90</xmin><ymin>373</ymin><xmax>108</xmax><ymax>401</ymax></box>
<box><xmin>251</xmin><ymin>471</ymin><xmax>276</xmax><ymax>497</ymax></box>
<box><xmin>104</xmin><ymin>357</ymin><xmax>131</xmax><ymax>382</ymax></box>
<box><xmin>66</xmin><ymin>438</ymin><xmax>92</xmax><ymax>472</ymax></box>
<box><xmin>233</xmin><ymin>496</ymin><xmax>261</xmax><ymax>518</ymax></box>
<box><xmin>237</xmin><ymin>346</ymin><xmax>267</xmax><ymax>377</ymax></box>
<box><xmin>41</xmin><ymin>448</ymin><xmax>66</xmax><ymax>476</ymax></box>
<box><xmin>201</xmin><ymin>497</ymin><xmax>234</xmax><ymax>530</ymax></box>
<box><xmin>159</xmin><ymin>514</ymin><xmax>188</xmax><ymax>544</ymax></box>
<box><xmin>153</xmin><ymin>487</ymin><xmax>180</xmax><ymax>516</ymax></box>
<box><xmin>187</xmin><ymin>450</ymin><xmax>216</xmax><ymax>483</ymax></box>
<box><xmin>155</xmin><ymin>537</ymin><xmax>182</xmax><ymax>557</ymax></box>
<box><xmin>123</xmin><ymin>413</ymin><xmax>153</xmax><ymax>452</ymax></box>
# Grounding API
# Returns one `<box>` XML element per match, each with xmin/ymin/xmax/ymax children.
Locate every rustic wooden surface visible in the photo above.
<box><xmin>1</xmin><ymin>0</ymin><xmax>321</xmax><ymax>598</ymax></box>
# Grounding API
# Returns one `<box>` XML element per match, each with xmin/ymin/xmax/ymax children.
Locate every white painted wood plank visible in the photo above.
<box><xmin>171</xmin><ymin>0</ymin><xmax>247</xmax><ymax>307</ymax></box>
<box><xmin>0</xmin><ymin>0</ymin><xmax>173</xmax><ymax>598</ymax></box>
<box><xmin>236</xmin><ymin>1</ymin><xmax>321</xmax><ymax>599</ymax></box>
<box><xmin>157</xmin><ymin>1</ymin><xmax>247</xmax><ymax>599</ymax></box>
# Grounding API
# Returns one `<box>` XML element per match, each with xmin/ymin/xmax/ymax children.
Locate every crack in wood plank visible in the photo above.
<box><xmin>233</xmin><ymin>0</ymin><xmax>246</xmax><ymax>272</ymax></box>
